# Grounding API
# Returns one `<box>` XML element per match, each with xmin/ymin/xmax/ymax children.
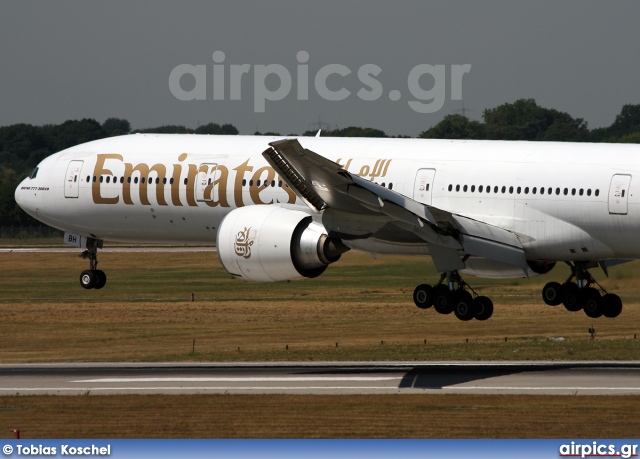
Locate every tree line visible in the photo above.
<box><xmin>1</xmin><ymin>99</ymin><xmax>640</xmax><ymax>226</ymax></box>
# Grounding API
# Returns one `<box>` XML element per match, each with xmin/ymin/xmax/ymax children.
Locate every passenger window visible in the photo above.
<box><xmin>127</xmin><ymin>177</ymin><xmax>131</xmax><ymax>184</ymax></box>
<box><xmin>106</xmin><ymin>176</ymin><xmax>110</xmax><ymax>184</ymax></box>
<box><xmin>517</xmin><ymin>186</ymin><xmax>521</xmax><ymax>194</ymax></box>
<box><xmin>271</xmin><ymin>180</ymin><xmax>276</xmax><ymax>187</ymax></box>
<box><xmin>555</xmin><ymin>188</ymin><xmax>560</xmax><ymax>195</ymax></box>
<box><xmin>100</xmin><ymin>176</ymin><xmax>104</xmax><ymax>183</ymax></box>
<box><xmin>571</xmin><ymin>188</ymin><xmax>576</xmax><ymax>196</ymax></box>
<box><xmin>470</xmin><ymin>185</ymin><xmax>475</xmax><ymax>192</ymax></box>
<box><xmin>587</xmin><ymin>189</ymin><xmax>591</xmax><ymax>196</ymax></box>
<box><xmin>448</xmin><ymin>184</ymin><xmax>453</xmax><ymax>192</ymax></box>
<box><xmin>120</xmin><ymin>177</ymin><xmax>124</xmax><ymax>184</ymax></box>
<box><xmin>563</xmin><ymin>188</ymin><xmax>568</xmax><ymax>195</ymax></box>
<box><xmin>134</xmin><ymin>177</ymin><xmax>139</xmax><ymax>184</ymax></box>
<box><xmin>86</xmin><ymin>175</ymin><xmax>90</xmax><ymax>183</ymax></box>
<box><xmin>279</xmin><ymin>181</ymin><xmax>282</xmax><ymax>187</ymax></box>
<box><xmin>170</xmin><ymin>178</ymin><xmax>174</xmax><ymax>185</ymax></box>
<box><xmin>478</xmin><ymin>185</ymin><xmax>483</xmax><ymax>192</ymax></box>
<box><xmin>501</xmin><ymin>186</ymin><xmax>506</xmax><ymax>193</ymax></box>
<box><xmin>595</xmin><ymin>189</ymin><xmax>600</xmax><ymax>196</ymax></box>
<box><xmin>242</xmin><ymin>179</ymin><xmax>246</xmax><ymax>186</ymax></box>
<box><xmin>579</xmin><ymin>189</ymin><xmax>584</xmax><ymax>196</ymax></box>
<box><xmin>494</xmin><ymin>186</ymin><xmax>499</xmax><ymax>193</ymax></box>
<box><xmin>249</xmin><ymin>180</ymin><xmax>254</xmax><ymax>186</ymax></box>
<box><xmin>141</xmin><ymin>177</ymin><xmax>146</xmax><ymax>184</ymax></box>
<box><xmin>184</xmin><ymin>178</ymin><xmax>188</xmax><ymax>185</ymax></box>
<box><xmin>463</xmin><ymin>185</ymin><xmax>468</xmax><ymax>192</ymax></box>
<box><xmin>389</xmin><ymin>183</ymin><xmax>393</xmax><ymax>190</ymax></box>
<box><xmin>456</xmin><ymin>185</ymin><xmax>460</xmax><ymax>192</ymax></box>
<box><xmin>509</xmin><ymin>186</ymin><xmax>514</xmax><ymax>194</ymax></box>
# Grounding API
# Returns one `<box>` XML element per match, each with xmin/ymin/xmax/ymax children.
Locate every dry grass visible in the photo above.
<box><xmin>1</xmin><ymin>249</ymin><xmax>640</xmax><ymax>439</ymax></box>
<box><xmin>0</xmin><ymin>250</ymin><xmax>640</xmax><ymax>362</ymax></box>
<box><xmin>1</xmin><ymin>394</ymin><xmax>639</xmax><ymax>438</ymax></box>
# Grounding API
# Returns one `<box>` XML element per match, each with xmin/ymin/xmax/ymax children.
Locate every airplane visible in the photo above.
<box><xmin>13</xmin><ymin>134</ymin><xmax>640</xmax><ymax>321</ymax></box>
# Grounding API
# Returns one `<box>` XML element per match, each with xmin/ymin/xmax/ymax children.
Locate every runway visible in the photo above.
<box><xmin>1</xmin><ymin>361</ymin><xmax>639</xmax><ymax>395</ymax></box>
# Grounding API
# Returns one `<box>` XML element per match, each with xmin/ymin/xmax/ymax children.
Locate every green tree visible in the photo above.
<box><xmin>420</xmin><ymin>114</ymin><xmax>485</xmax><ymax>139</ymax></box>
<box><xmin>102</xmin><ymin>118</ymin><xmax>131</xmax><ymax>137</ymax></box>
<box><xmin>195</xmin><ymin>123</ymin><xmax>239</xmax><ymax>135</ymax></box>
<box><xmin>482</xmin><ymin>99</ymin><xmax>588</xmax><ymax>141</ymax></box>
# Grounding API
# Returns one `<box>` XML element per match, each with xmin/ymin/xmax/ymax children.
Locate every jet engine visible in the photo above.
<box><xmin>217</xmin><ymin>205</ymin><xmax>349</xmax><ymax>282</ymax></box>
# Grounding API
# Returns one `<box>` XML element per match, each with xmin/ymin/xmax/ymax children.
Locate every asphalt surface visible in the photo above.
<box><xmin>1</xmin><ymin>361</ymin><xmax>639</xmax><ymax>395</ymax></box>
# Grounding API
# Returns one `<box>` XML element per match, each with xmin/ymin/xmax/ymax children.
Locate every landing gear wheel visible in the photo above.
<box><xmin>602</xmin><ymin>293</ymin><xmax>623</xmax><ymax>318</ymax></box>
<box><xmin>93</xmin><ymin>270</ymin><xmax>107</xmax><ymax>290</ymax></box>
<box><xmin>562</xmin><ymin>282</ymin><xmax>582</xmax><ymax>311</ymax></box>
<box><xmin>433</xmin><ymin>285</ymin><xmax>454</xmax><ymax>315</ymax></box>
<box><xmin>453</xmin><ymin>290</ymin><xmax>475</xmax><ymax>321</ymax></box>
<box><xmin>582</xmin><ymin>287</ymin><xmax>603</xmax><ymax>318</ymax></box>
<box><xmin>473</xmin><ymin>296</ymin><xmax>494</xmax><ymax>321</ymax></box>
<box><xmin>80</xmin><ymin>270</ymin><xmax>96</xmax><ymax>289</ymax></box>
<box><xmin>542</xmin><ymin>282</ymin><xmax>564</xmax><ymax>306</ymax></box>
<box><xmin>413</xmin><ymin>284</ymin><xmax>434</xmax><ymax>309</ymax></box>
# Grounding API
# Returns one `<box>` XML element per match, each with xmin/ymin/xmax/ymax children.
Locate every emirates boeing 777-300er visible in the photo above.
<box><xmin>14</xmin><ymin>134</ymin><xmax>640</xmax><ymax>321</ymax></box>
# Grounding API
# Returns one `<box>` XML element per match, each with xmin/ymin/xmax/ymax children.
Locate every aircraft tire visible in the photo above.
<box><xmin>433</xmin><ymin>285</ymin><xmax>454</xmax><ymax>315</ymax></box>
<box><xmin>413</xmin><ymin>284</ymin><xmax>434</xmax><ymax>309</ymax></box>
<box><xmin>602</xmin><ymin>293</ymin><xmax>623</xmax><ymax>318</ymax></box>
<box><xmin>542</xmin><ymin>282</ymin><xmax>564</xmax><ymax>306</ymax></box>
<box><xmin>453</xmin><ymin>290</ymin><xmax>475</xmax><ymax>321</ymax></box>
<box><xmin>582</xmin><ymin>287</ymin><xmax>603</xmax><ymax>318</ymax></box>
<box><xmin>80</xmin><ymin>270</ymin><xmax>96</xmax><ymax>289</ymax></box>
<box><xmin>93</xmin><ymin>270</ymin><xmax>107</xmax><ymax>290</ymax></box>
<box><xmin>473</xmin><ymin>296</ymin><xmax>494</xmax><ymax>321</ymax></box>
<box><xmin>562</xmin><ymin>282</ymin><xmax>582</xmax><ymax>311</ymax></box>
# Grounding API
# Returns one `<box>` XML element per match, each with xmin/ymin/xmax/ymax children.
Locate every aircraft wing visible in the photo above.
<box><xmin>263</xmin><ymin>139</ymin><xmax>528</xmax><ymax>273</ymax></box>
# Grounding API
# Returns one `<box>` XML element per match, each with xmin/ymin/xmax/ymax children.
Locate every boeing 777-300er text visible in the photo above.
<box><xmin>14</xmin><ymin>134</ymin><xmax>639</xmax><ymax>321</ymax></box>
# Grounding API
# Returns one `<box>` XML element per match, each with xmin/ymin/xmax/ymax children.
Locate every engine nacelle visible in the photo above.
<box><xmin>217</xmin><ymin>205</ymin><xmax>348</xmax><ymax>282</ymax></box>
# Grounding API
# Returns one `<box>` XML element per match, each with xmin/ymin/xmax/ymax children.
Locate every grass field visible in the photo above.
<box><xmin>1</xmin><ymin>247</ymin><xmax>640</xmax><ymax>439</ymax></box>
<box><xmin>0</xmin><ymin>249</ymin><xmax>639</xmax><ymax>362</ymax></box>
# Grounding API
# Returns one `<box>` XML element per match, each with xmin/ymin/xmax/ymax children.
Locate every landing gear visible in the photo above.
<box><xmin>413</xmin><ymin>271</ymin><xmax>494</xmax><ymax>321</ymax></box>
<box><xmin>542</xmin><ymin>262</ymin><xmax>622</xmax><ymax>318</ymax></box>
<box><xmin>78</xmin><ymin>238</ymin><xmax>106</xmax><ymax>289</ymax></box>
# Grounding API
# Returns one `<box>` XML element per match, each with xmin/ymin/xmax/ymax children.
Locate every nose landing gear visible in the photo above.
<box><xmin>79</xmin><ymin>238</ymin><xmax>106</xmax><ymax>290</ymax></box>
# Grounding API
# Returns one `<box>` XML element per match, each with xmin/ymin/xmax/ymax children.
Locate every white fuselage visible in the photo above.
<box><xmin>14</xmin><ymin>134</ymin><xmax>640</xmax><ymax>263</ymax></box>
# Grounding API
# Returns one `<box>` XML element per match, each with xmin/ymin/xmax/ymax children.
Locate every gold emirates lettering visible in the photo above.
<box><xmin>91</xmin><ymin>154</ymin><xmax>297</xmax><ymax>208</ymax></box>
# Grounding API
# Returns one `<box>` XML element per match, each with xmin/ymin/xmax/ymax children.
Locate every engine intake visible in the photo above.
<box><xmin>217</xmin><ymin>205</ymin><xmax>348</xmax><ymax>282</ymax></box>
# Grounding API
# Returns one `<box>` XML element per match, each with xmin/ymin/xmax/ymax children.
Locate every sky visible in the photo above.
<box><xmin>1</xmin><ymin>0</ymin><xmax>639</xmax><ymax>136</ymax></box>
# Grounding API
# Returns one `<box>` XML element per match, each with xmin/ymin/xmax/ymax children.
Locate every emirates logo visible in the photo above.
<box><xmin>234</xmin><ymin>227</ymin><xmax>254</xmax><ymax>259</ymax></box>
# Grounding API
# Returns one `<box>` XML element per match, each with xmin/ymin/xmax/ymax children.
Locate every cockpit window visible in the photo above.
<box><xmin>28</xmin><ymin>167</ymin><xmax>39</xmax><ymax>179</ymax></box>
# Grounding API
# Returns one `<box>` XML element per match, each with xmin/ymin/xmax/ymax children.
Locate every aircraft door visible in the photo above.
<box><xmin>608</xmin><ymin>174</ymin><xmax>631</xmax><ymax>215</ymax></box>
<box><xmin>64</xmin><ymin>160</ymin><xmax>84</xmax><ymax>198</ymax></box>
<box><xmin>196</xmin><ymin>163</ymin><xmax>218</xmax><ymax>202</ymax></box>
<box><xmin>413</xmin><ymin>168</ymin><xmax>436</xmax><ymax>205</ymax></box>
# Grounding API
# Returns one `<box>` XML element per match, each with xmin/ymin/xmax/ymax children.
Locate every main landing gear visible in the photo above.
<box><xmin>79</xmin><ymin>238</ymin><xmax>107</xmax><ymax>290</ymax></box>
<box><xmin>413</xmin><ymin>271</ymin><xmax>494</xmax><ymax>321</ymax></box>
<box><xmin>542</xmin><ymin>262</ymin><xmax>622</xmax><ymax>318</ymax></box>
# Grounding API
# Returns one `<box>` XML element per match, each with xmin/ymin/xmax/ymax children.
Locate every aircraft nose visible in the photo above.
<box><xmin>14</xmin><ymin>178</ymin><xmax>37</xmax><ymax>218</ymax></box>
